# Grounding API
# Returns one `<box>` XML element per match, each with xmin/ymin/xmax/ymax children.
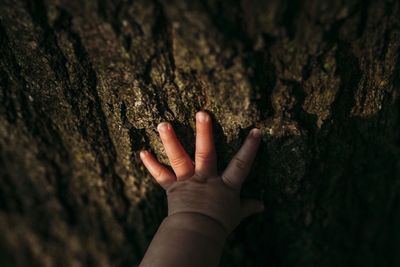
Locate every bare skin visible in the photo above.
<box><xmin>139</xmin><ymin>111</ymin><xmax>264</xmax><ymax>267</ymax></box>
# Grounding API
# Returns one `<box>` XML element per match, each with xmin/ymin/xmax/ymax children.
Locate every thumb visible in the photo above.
<box><xmin>240</xmin><ymin>198</ymin><xmax>265</xmax><ymax>220</ymax></box>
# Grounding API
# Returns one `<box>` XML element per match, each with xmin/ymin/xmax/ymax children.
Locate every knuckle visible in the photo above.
<box><xmin>221</xmin><ymin>175</ymin><xmax>238</xmax><ymax>191</ymax></box>
<box><xmin>233</xmin><ymin>156</ymin><xmax>247</xmax><ymax>171</ymax></box>
<box><xmin>196</xmin><ymin>151</ymin><xmax>215</xmax><ymax>162</ymax></box>
<box><xmin>180</xmin><ymin>169</ymin><xmax>195</xmax><ymax>180</ymax></box>
<box><xmin>192</xmin><ymin>172</ymin><xmax>207</xmax><ymax>183</ymax></box>
<box><xmin>195</xmin><ymin>151</ymin><xmax>209</xmax><ymax>159</ymax></box>
<box><xmin>155</xmin><ymin>167</ymin><xmax>166</xmax><ymax>180</ymax></box>
<box><xmin>171</xmin><ymin>155</ymin><xmax>191</xmax><ymax>168</ymax></box>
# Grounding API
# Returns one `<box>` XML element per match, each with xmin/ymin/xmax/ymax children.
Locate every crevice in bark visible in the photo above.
<box><xmin>56</xmin><ymin>7</ymin><xmax>133</xmax><ymax>219</ymax></box>
<box><xmin>0</xmin><ymin>69</ymin><xmax>17</xmax><ymax>125</ymax></box>
<box><xmin>24</xmin><ymin>0</ymin><xmax>134</xmax><ymax>240</ymax></box>
<box><xmin>289</xmin><ymin>80</ymin><xmax>319</xmax><ymax>135</ymax></box>
<box><xmin>356</xmin><ymin>0</ymin><xmax>369</xmax><ymax>38</ymax></box>
<box><xmin>279</xmin><ymin>0</ymin><xmax>302</xmax><ymax>39</ymax></box>
<box><xmin>0</xmin><ymin>155</ymin><xmax>23</xmax><ymax>212</ymax></box>
<box><xmin>245</xmin><ymin>47</ymin><xmax>276</xmax><ymax>120</ymax></box>
<box><xmin>331</xmin><ymin>41</ymin><xmax>361</xmax><ymax>120</ymax></box>
<box><xmin>0</xmin><ymin>21</ymin><xmax>18</xmax><ymax>125</ymax></box>
<box><xmin>201</xmin><ymin>0</ymin><xmax>252</xmax><ymax>48</ymax></box>
<box><xmin>393</xmin><ymin>49</ymin><xmax>400</xmax><ymax>90</ymax></box>
<box><xmin>200</xmin><ymin>1</ymin><xmax>277</xmax><ymax>121</ymax></box>
<box><xmin>97</xmin><ymin>0</ymin><xmax>124</xmax><ymax>36</ymax></box>
<box><xmin>153</xmin><ymin>0</ymin><xmax>176</xmax><ymax>82</ymax></box>
<box><xmin>0</xmin><ymin>13</ymin><xmax>78</xmax><ymax>226</ymax></box>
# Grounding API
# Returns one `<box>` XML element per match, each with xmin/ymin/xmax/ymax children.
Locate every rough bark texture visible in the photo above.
<box><xmin>1</xmin><ymin>0</ymin><xmax>399</xmax><ymax>266</ymax></box>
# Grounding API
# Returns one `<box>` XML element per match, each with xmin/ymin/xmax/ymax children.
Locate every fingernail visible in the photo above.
<box><xmin>251</xmin><ymin>128</ymin><xmax>261</xmax><ymax>138</ymax></box>
<box><xmin>196</xmin><ymin>111</ymin><xmax>208</xmax><ymax>122</ymax></box>
<box><xmin>139</xmin><ymin>150</ymin><xmax>148</xmax><ymax>158</ymax></box>
<box><xmin>157</xmin><ymin>122</ymin><xmax>170</xmax><ymax>133</ymax></box>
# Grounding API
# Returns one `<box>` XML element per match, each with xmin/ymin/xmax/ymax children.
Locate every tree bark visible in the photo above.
<box><xmin>1</xmin><ymin>0</ymin><xmax>399</xmax><ymax>266</ymax></box>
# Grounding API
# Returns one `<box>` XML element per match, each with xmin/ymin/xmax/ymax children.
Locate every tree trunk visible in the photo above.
<box><xmin>1</xmin><ymin>0</ymin><xmax>399</xmax><ymax>266</ymax></box>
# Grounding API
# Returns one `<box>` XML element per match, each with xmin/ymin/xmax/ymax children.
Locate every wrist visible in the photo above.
<box><xmin>162</xmin><ymin>212</ymin><xmax>228</xmax><ymax>246</ymax></box>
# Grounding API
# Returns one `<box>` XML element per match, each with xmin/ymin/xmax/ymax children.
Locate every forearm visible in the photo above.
<box><xmin>139</xmin><ymin>212</ymin><xmax>227</xmax><ymax>267</ymax></box>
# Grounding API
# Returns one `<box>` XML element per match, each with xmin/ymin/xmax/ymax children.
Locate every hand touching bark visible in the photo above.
<box><xmin>139</xmin><ymin>111</ymin><xmax>264</xmax><ymax>235</ymax></box>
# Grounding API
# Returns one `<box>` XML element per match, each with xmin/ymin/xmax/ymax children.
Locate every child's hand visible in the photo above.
<box><xmin>140</xmin><ymin>111</ymin><xmax>264</xmax><ymax>235</ymax></box>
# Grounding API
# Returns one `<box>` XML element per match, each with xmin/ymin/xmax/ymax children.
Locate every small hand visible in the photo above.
<box><xmin>140</xmin><ymin>111</ymin><xmax>264</xmax><ymax>235</ymax></box>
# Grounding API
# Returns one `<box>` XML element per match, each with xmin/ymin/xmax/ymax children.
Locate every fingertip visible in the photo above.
<box><xmin>139</xmin><ymin>150</ymin><xmax>148</xmax><ymax>159</ymax></box>
<box><xmin>250</xmin><ymin>128</ymin><xmax>261</xmax><ymax>138</ymax></box>
<box><xmin>240</xmin><ymin>199</ymin><xmax>265</xmax><ymax>220</ymax></box>
<box><xmin>196</xmin><ymin>111</ymin><xmax>209</xmax><ymax>123</ymax></box>
<box><xmin>157</xmin><ymin>122</ymin><xmax>170</xmax><ymax>133</ymax></box>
